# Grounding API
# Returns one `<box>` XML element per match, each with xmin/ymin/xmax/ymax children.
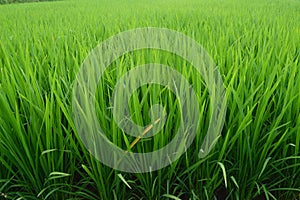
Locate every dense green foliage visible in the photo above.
<box><xmin>0</xmin><ymin>0</ymin><xmax>299</xmax><ymax>199</ymax></box>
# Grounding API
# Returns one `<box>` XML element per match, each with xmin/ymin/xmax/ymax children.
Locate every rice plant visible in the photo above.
<box><xmin>0</xmin><ymin>0</ymin><xmax>299</xmax><ymax>199</ymax></box>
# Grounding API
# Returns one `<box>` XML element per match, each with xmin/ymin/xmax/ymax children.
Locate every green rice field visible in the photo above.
<box><xmin>0</xmin><ymin>0</ymin><xmax>299</xmax><ymax>199</ymax></box>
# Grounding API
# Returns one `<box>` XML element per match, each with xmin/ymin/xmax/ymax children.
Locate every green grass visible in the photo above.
<box><xmin>0</xmin><ymin>0</ymin><xmax>299</xmax><ymax>199</ymax></box>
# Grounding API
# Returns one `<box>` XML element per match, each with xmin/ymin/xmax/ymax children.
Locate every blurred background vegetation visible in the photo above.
<box><xmin>0</xmin><ymin>0</ymin><xmax>55</xmax><ymax>4</ymax></box>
